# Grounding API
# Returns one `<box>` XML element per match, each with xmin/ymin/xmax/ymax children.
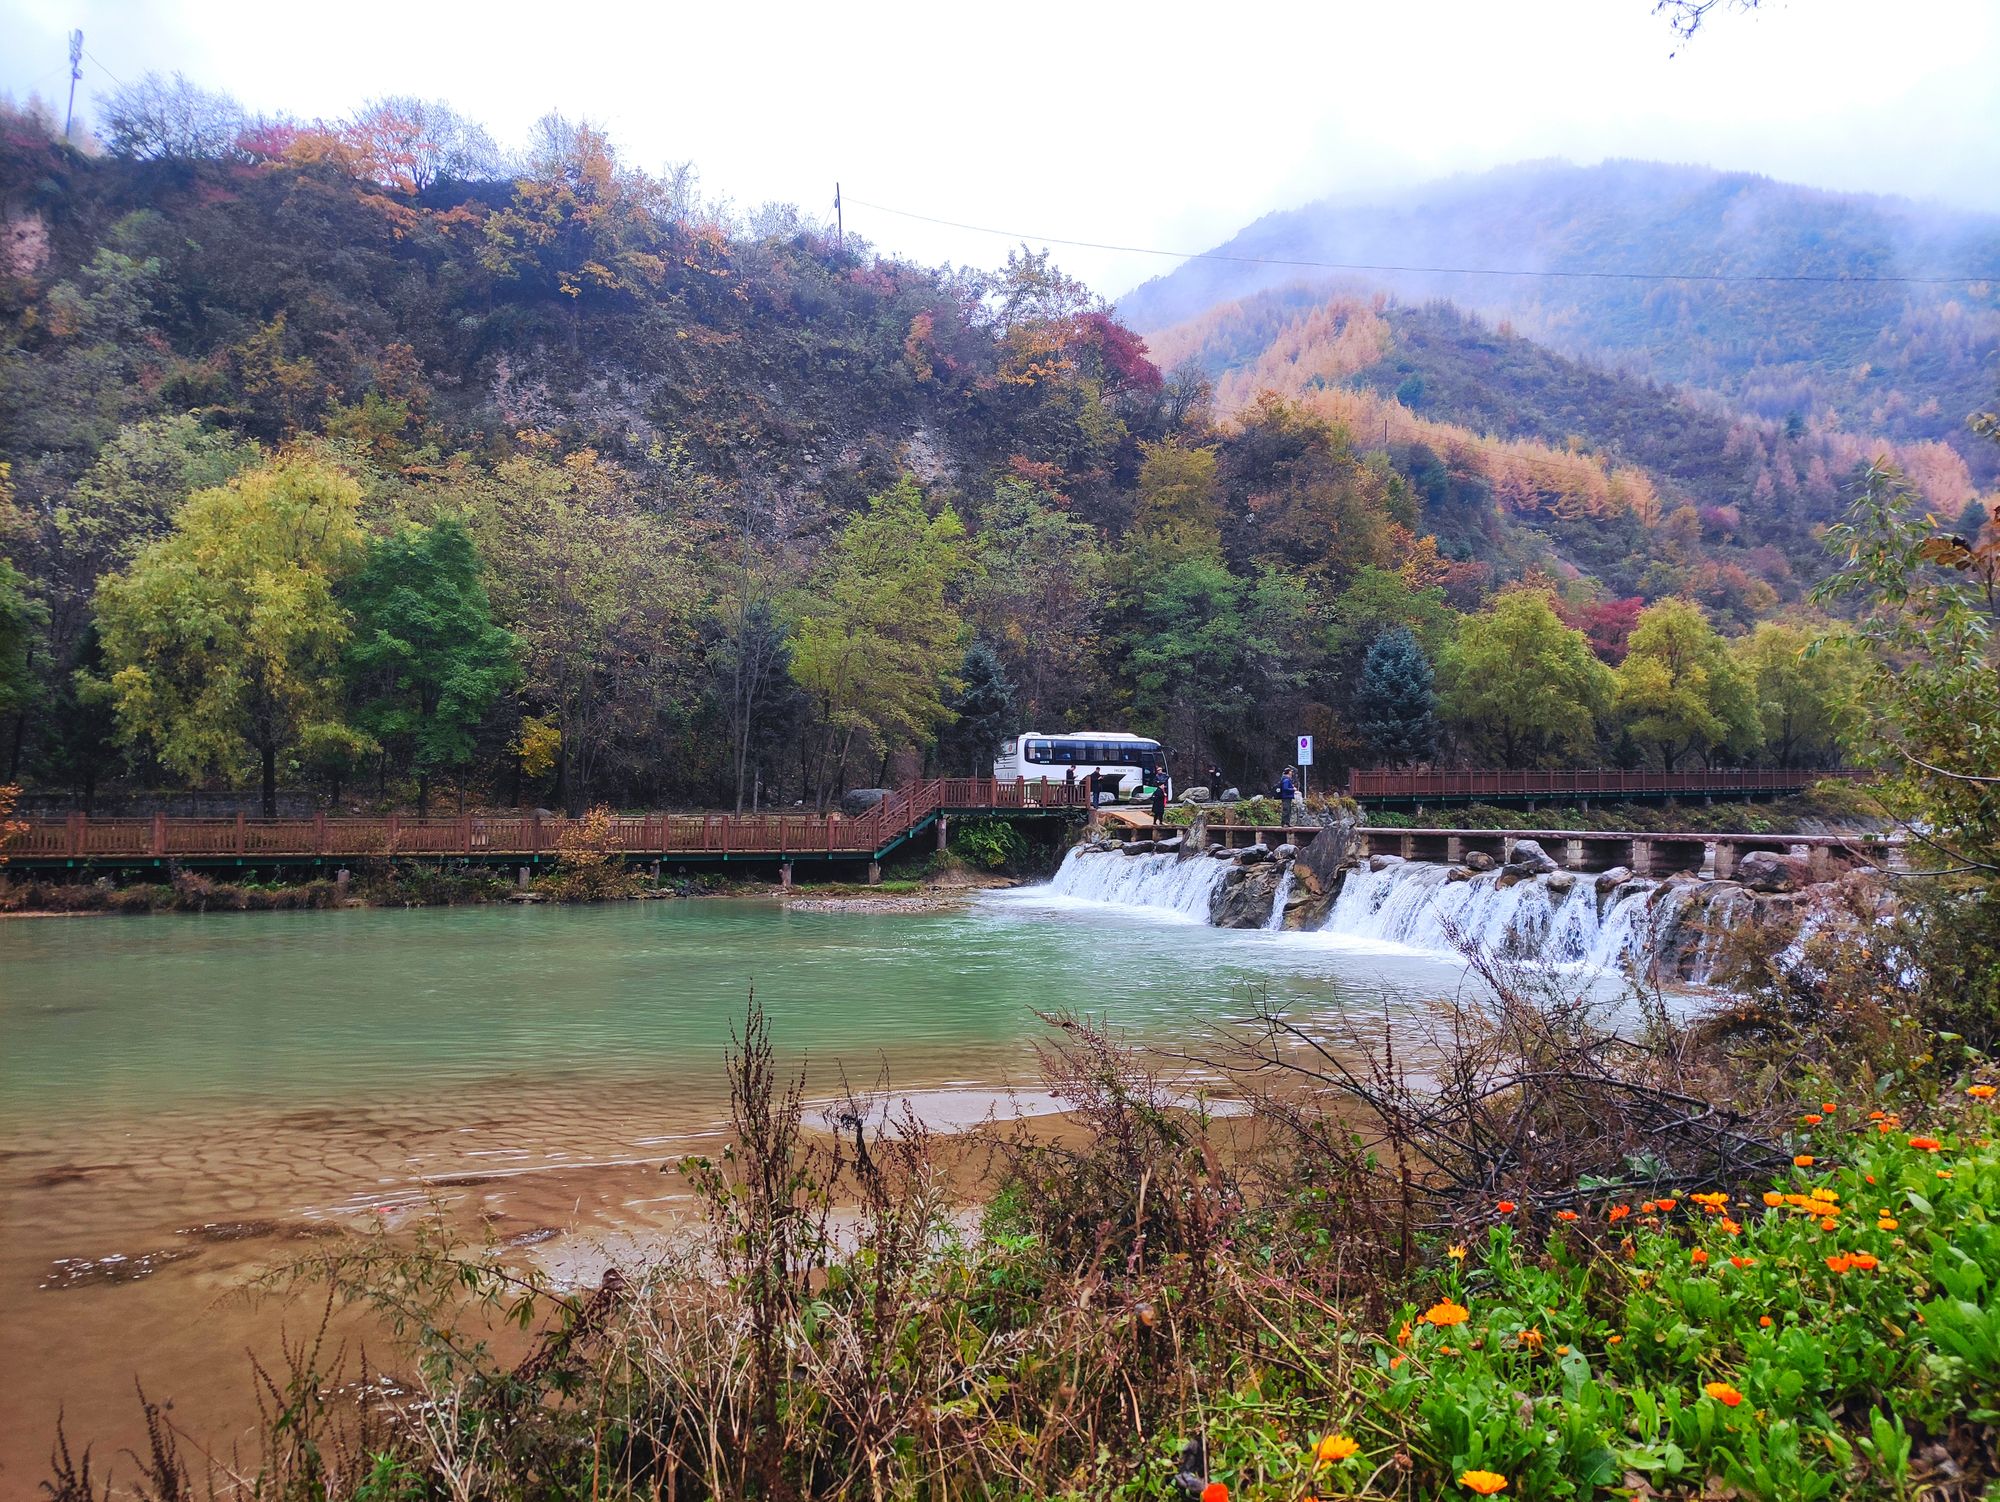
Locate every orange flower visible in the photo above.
<box><xmin>1822</xmin><ymin>1102</ymin><xmax>1837</xmax><ymax>1113</ymax></box>
<box><xmin>1850</xmin><ymin>1252</ymin><xmax>1879</xmax><ymax>1271</ymax></box>
<box><xmin>1496</xmin><ymin>1200</ymin><xmax>1517</xmax><ymax>1213</ymax></box>
<box><xmin>1877</xmin><ymin>1216</ymin><xmax>1898</xmax><ymax>1231</ymax></box>
<box><xmin>1518</xmin><ymin>1329</ymin><xmax>1544</xmax><ymax>1350</ymax></box>
<box><xmin>1970</xmin><ymin>1084</ymin><xmax>1997</xmax><ymax>1100</ymax></box>
<box><xmin>1758</xmin><ymin>1315</ymin><xmax>1773</xmax><ymax>1328</ymax></box>
<box><xmin>1826</xmin><ymin>1253</ymin><xmax>1854</xmax><ymax>1274</ymax></box>
<box><xmin>1556</xmin><ymin>1209</ymin><xmax>1579</xmax><ymax>1222</ymax></box>
<box><xmin>1397</xmin><ymin>1320</ymin><xmax>1412</xmax><ymax>1346</ymax></box>
<box><xmin>1762</xmin><ymin>1191</ymin><xmax>1783</xmax><ymax>1207</ymax></box>
<box><xmin>1730</xmin><ymin>1255</ymin><xmax>1756</xmax><ymax>1268</ymax></box>
<box><xmin>1803</xmin><ymin>1113</ymin><xmax>1823</xmax><ymax>1125</ymax></box>
<box><xmin>1690</xmin><ymin>1248</ymin><xmax>1709</xmax><ymax>1264</ymax></box>
<box><xmin>1202</xmin><ymin>1485</ymin><xmax>1229</xmax><ymax>1502</ymax></box>
<box><xmin>1608</xmin><ymin>1205</ymin><xmax>1630</xmax><ymax>1223</ymax></box>
<box><xmin>1607</xmin><ymin>1334</ymin><xmax>1622</xmax><ymax>1345</ymax></box>
<box><xmin>1641</xmin><ymin>1200</ymin><xmax>1657</xmax><ymax>1213</ymax></box>
<box><xmin>1793</xmin><ymin>1155</ymin><xmax>1815</xmax><ymax>1167</ymax></box>
<box><xmin>1704</xmin><ymin>1381</ymin><xmax>1744</xmax><ymax>1407</ymax></box>
<box><xmin>1655</xmin><ymin>1197</ymin><xmax>1678</xmax><ymax>1211</ymax></box>
<box><xmin>1422</xmin><ymin>1300</ymin><xmax>1470</xmax><ymax>1328</ymax></box>
<box><xmin>1909</xmin><ymin>1136</ymin><xmax>1943</xmax><ymax>1152</ymax></box>
<box><xmin>1316</xmin><ymin>1435</ymin><xmax>1360</xmax><ymax>1464</ymax></box>
<box><xmin>1720</xmin><ymin>1217</ymin><xmax>1742</xmax><ymax>1235</ymax></box>
<box><xmin>1459</xmin><ymin>1471</ymin><xmax>1509</xmax><ymax>1496</ymax></box>
<box><xmin>1868</xmin><ymin>1111</ymin><xmax>1886</xmax><ymax>1121</ymax></box>
<box><xmin>1389</xmin><ymin>1354</ymin><xmax>1406</xmax><ymax>1370</ymax></box>
<box><xmin>1556</xmin><ymin>1344</ymin><xmax>1571</xmax><ymax>1355</ymax></box>
<box><xmin>1821</xmin><ymin>1216</ymin><xmax>1840</xmax><ymax>1231</ymax></box>
<box><xmin>1691</xmin><ymin>1192</ymin><xmax>1729</xmax><ymax>1209</ymax></box>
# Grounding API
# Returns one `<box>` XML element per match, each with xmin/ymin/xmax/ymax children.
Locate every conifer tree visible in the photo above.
<box><xmin>1352</xmin><ymin>626</ymin><xmax>1438</xmax><ymax>767</ymax></box>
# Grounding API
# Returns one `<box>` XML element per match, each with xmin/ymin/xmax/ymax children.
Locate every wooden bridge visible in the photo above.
<box><xmin>1344</xmin><ymin>766</ymin><xmax>1856</xmax><ymax>808</ymax></box>
<box><xmin>1</xmin><ymin>777</ymin><xmax>1088</xmax><ymax>878</ymax></box>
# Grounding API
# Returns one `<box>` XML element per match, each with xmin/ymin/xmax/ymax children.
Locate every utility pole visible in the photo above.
<box><xmin>834</xmin><ymin>182</ymin><xmax>843</xmax><ymax>252</ymax></box>
<box><xmin>63</xmin><ymin>30</ymin><xmax>83</xmax><ymax>141</ymax></box>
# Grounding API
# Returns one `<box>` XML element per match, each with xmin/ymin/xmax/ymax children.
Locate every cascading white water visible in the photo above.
<box><xmin>1319</xmin><ymin>861</ymin><xmax>1724</xmax><ymax>978</ymax></box>
<box><xmin>1045</xmin><ymin>846</ymin><xmax>1229</xmax><ymax>921</ymax></box>
<box><xmin>1263</xmin><ymin>868</ymin><xmax>1296</xmax><ymax>931</ymax></box>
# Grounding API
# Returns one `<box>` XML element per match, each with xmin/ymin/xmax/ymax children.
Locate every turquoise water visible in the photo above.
<box><xmin>0</xmin><ymin>891</ymin><xmax>1456</xmax><ymax>1129</ymax></box>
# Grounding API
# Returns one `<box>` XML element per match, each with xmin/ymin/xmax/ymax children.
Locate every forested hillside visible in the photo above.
<box><xmin>0</xmin><ymin>91</ymin><xmax>1991</xmax><ymax>816</ymax></box>
<box><xmin>1120</xmin><ymin>160</ymin><xmax>2000</xmax><ymax>476</ymax></box>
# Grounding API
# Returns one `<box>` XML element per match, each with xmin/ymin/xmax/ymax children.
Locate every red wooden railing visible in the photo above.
<box><xmin>2</xmin><ymin>777</ymin><xmax>1089</xmax><ymax>863</ymax></box>
<box><xmin>1344</xmin><ymin>767</ymin><xmax>1862</xmax><ymax>801</ymax></box>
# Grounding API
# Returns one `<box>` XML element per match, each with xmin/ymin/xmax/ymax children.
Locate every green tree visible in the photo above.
<box><xmin>790</xmin><ymin>478</ymin><xmax>969</xmax><ymax>807</ymax></box>
<box><xmin>1352</xmin><ymin>627</ymin><xmax>1438</xmax><ymax>767</ymax></box>
<box><xmin>966</xmin><ymin>481</ymin><xmax>1104</xmax><ymax>727</ymax></box>
<box><xmin>1812</xmin><ymin>459</ymin><xmax>2000</xmax><ymax>870</ymax></box>
<box><xmin>1324</xmin><ymin>565</ymin><xmax>1459</xmax><ymax>692</ymax></box>
<box><xmin>1440</xmin><ymin>589</ymin><xmax>1613</xmax><ymax>768</ymax></box>
<box><xmin>1734</xmin><ymin>618</ymin><xmax>1865</xmax><ymax>769</ymax></box>
<box><xmin>1122</xmin><ymin>558</ymin><xmax>1313</xmax><ymax>775</ymax></box>
<box><xmin>709</xmin><ymin>574</ymin><xmax>804</xmax><ymax>813</ymax></box>
<box><xmin>343</xmin><ymin>519</ymin><xmax>518</xmax><ymax>815</ymax></box>
<box><xmin>1612</xmin><ymin>597</ymin><xmax>1759</xmax><ymax>770</ymax></box>
<box><xmin>91</xmin><ymin>455</ymin><xmax>368</xmax><ymax>815</ymax></box>
<box><xmin>936</xmin><ymin>641</ymin><xmax>1018</xmax><ymax>777</ymax></box>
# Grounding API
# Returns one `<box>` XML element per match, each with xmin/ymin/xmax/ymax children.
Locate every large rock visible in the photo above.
<box><xmin>1463</xmin><ymin>850</ymin><xmax>1497</xmax><ymax>872</ymax></box>
<box><xmin>1271</xmin><ymin>843</ymin><xmax>1299</xmax><ymax>862</ymax></box>
<box><xmin>1291</xmin><ymin>818</ymin><xmax>1358</xmax><ymax>897</ymax></box>
<box><xmin>1178</xmin><ymin>786</ymin><xmax>1212</xmax><ymax>805</ymax></box>
<box><xmin>840</xmin><ymin>787</ymin><xmax>890</xmax><ymax>816</ymax></box>
<box><xmin>1504</xmin><ymin>838</ymin><xmax>1559</xmax><ymax>875</ymax></box>
<box><xmin>1236</xmin><ymin>842</ymin><xmax>1273</xmax><ymax>864</ymax></box>
<box><xmin>1211</xmin><ymin>861</ymin><xmax>1285</xmax><ymax>928</ymax></box>
<box><xmin>1594</xmin><ymin>866</ymin><xmax>1633</xmax><ymax>892</ymax></box>
<box><xmin>1183</xmin><ymin>811</ymin><xmax>1210</xmax><ymax>856</ymax></box>
<box><xmin>1446</xmin><ymin>866</ymin><xmax>1475</xmax><ymax>883</ymax></box>
<box><xmin>1368</xmin><ymin>853</ymin><xmax>1405</xmax><ymax>873</ymax></box>
<box><xmin>1736</xmin><ymin>850</ymin><xmax>1812</xmax><ymax>893</ymax></box>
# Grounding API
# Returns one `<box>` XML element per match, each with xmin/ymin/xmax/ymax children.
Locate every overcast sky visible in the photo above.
<box><xmin>5</xmin><ymin>0</ymin><xmax>1995</xmax><ymax>297</ymax></box>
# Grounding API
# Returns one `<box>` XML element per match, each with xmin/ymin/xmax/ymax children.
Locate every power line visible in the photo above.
<box><xmin>850</xmin><ymin>195</ymin><xmax>1998</xmax><ymax>289</ymax></box>
<box><xmin>81</xmin><ymin>47</ymin><xmax>128</xmax><ymax>92</ymax></box>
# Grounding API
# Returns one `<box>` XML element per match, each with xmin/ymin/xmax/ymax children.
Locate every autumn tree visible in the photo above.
<box><xmin>97</xmin><ymin>73</ymin><xmax>246</xmax><ymax>160</ymax></box>
<box><xmin>1128</xmin><ymin>440</ymin><xmax>1223</xmax><ymax>563</ymax></box>
<box><xmin>1612</xmin><ymin>597</ymin><xmax>1760</xmax><ymax>769</ymax></box>
<box><xmin>1440</xmin><ymin>589</ymin><xmax>1614</xmax><ymax>767</ymax></box>
<box><xmin>91</xmin><ymin>455</ymin><xmax>368</xmax><ymax>815</ymax></box>
<box><xmin>791</xmin><ymin>478</ymin><xmax>970</xmax><ymax>807</ymax></box>
<box><xmin>451</xmin><ymin>449</ymin><xmax>703</xmax><ymax>813</ymax></box>
<box><xmin>343</xmin><ymin>519</ymin><xmax>518</xmax><ymax>814</ymax></box>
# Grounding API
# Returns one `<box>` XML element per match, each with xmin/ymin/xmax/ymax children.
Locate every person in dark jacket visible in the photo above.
<box><xmin>1150</xmin><ymin>780</ymin><xmax>1168</xmax><ymax>826</ymax></box>
<box><xmin>1277</xmin><ymin>767</ymin><xmax>1297</xmax><ymax>826</ymax></box>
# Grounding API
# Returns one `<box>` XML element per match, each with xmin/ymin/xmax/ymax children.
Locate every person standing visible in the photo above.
<box><xmin>1150</xmin><ymin>779</ymin><xmax>1168</xmax><ymax>827</ymax></box>
<box><xmin>1277</xmin><ymin>766</ymin><xmax>1297</xmax><ymax>827</ymax></box>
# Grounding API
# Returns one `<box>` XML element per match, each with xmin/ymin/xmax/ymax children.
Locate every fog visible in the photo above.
<box><xmin>3</xmin><ymin>0</ymin><xmax>1995</xmax><ymax>296</ymax></box>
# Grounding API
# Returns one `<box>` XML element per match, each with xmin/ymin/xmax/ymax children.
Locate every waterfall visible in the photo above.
<box><xmin>1045</xmin><ymin>846</ymin><xmax>1229</xmax><ymax>922</ymax></box>
<box><xmin>1318</xmin><ymin>861</ymin><xmax>1732</xmax><ymax>980</ymax></box>
<box><xmin>1263</xmin><ymin>868</ymin><xmax>1296</xmax><ymax>931</ymax></box>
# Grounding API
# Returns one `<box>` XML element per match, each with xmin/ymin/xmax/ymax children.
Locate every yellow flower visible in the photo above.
<box><xmin>1422</xmin><ymin>1299</ymin><xmax>1471</xmax><ymax>1328</ymax></box>
<box><xmin>1877</xmin><ymin>1216</ymin><xmax>1898</xmax><ymax>1231</ymax></box>
<box><xmin>1448</xmin><ymin>1243</ymin><xmax>1468</xmax><ymax>1262</ymax></box>
<box><xmin>1460</xmin><ymin>1471</ymin><xmax>1509</xmax><ymax>1496</ymax></box>
<box><xmin>1969</xmin><ymin>1084</ymin><xmax>1996</xmax><ymax>1100</ymax></box>
<box><xmin>1315</xmin><ymin>1434</ymin><xmax>1360</xmax><ymax>1464</ymax></box>
<box><xmin>1704</xmin><ymin>1381</ymin><xmax>1745</xmax><ymax>1407</ymax></box>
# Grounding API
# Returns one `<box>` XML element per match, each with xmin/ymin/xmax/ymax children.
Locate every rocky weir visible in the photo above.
<box><xmin>1047</xmin><ymin>815</ymin><xmax>1852</xmax><ymax>984</ymax></box>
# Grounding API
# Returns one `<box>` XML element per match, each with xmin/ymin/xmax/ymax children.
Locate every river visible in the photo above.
<box><xmin>0</xmin><ymin>884</ymin><xmax>1585</xmax><ymax>1497</ymax></box>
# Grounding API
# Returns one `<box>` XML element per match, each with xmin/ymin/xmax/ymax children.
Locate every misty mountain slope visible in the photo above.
<box><xmin>1118</xmin><ymin>160</ymin><xmax>2000</xmax><ymax>458</ymax></box>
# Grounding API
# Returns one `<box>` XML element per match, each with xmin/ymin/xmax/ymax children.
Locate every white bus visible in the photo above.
<box><xmin>993</xmin><ymin>731</ymin><xmax>1171</xmax><ymax>802</ymax></box>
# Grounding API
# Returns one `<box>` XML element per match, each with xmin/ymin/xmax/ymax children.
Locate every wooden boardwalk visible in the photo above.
<box><xmin>3</xmin><ymin>777</ymin><xmax>1087</xmax><ymax>869</ymax></box>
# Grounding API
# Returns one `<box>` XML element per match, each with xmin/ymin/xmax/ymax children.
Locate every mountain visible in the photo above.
<box><xmin>1118</xmin><ymin>160</ymin><xmax>2000</xmax><ymax>470</ymax></box>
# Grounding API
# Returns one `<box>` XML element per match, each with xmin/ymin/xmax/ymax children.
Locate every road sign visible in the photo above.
<box><xmin>1297</xmin><ymin>734</ymin><xmax>1314</xmax><ymax>766</ymax></box>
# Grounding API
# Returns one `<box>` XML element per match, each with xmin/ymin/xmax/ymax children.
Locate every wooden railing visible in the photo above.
<box><xmin>1344</xmin><ymin>768</ymin><xmax>1861</xmax><ymax>801</ymax></box>
<box><xmin>2</xmin><ymin>777</ymin><xmax>1088</xmax><ymax>864</ymax></box>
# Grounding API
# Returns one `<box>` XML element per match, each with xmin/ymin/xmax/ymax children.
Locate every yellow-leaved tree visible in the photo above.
<box><xmin>91</xmin><ymin>454</ymin><xmax>369</xmax><ymax>816</ymax></box>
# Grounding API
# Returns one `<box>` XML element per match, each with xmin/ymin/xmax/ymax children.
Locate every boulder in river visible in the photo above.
<box><xmin>1546</xmin><ymin>871</ymin><xmax>1577</xmax><ymax>894</ymax></box>
<box><xmin>1237</xmin><ymin>842</ymin><xmax>1273</xmax><ymax>864</ymax></box>
<box><xmin>1271</xmin><ymin>842</ymin><xmax>1299</xmax><ymax>862</ymax></box>
<box><xmin>1463</xmin><ymin>850</ymin><xmax>1497</xmax><ymax>872</ymax></box>
<box><xmin>1594</xmin><ymin>866</ymin><xmax>1633</xmax><ymax>892</ymax></box>
<box><xmin>1368</xmin><ymin>853</ymin><xmax>1405</xmax><ymax>873</ymax></box>
<box><xmin>1211</xmin><ymin>860</ymin><xmax>1285</xmax><ymax>928</ymax></box>
<box><xmin>1736</xmin><ymin>850</ymin><xmax>1812</xmax><ymax>892</ymax></box>
<box><xmin>1446</xmin><ymin>865</ymin><xmax>1475</xmax><ymax>883</ymax></box>
<box><xmin>1504</xmin><ymin>838</ymin><xmax>1559</xmax><ymax>875</ymax></box>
